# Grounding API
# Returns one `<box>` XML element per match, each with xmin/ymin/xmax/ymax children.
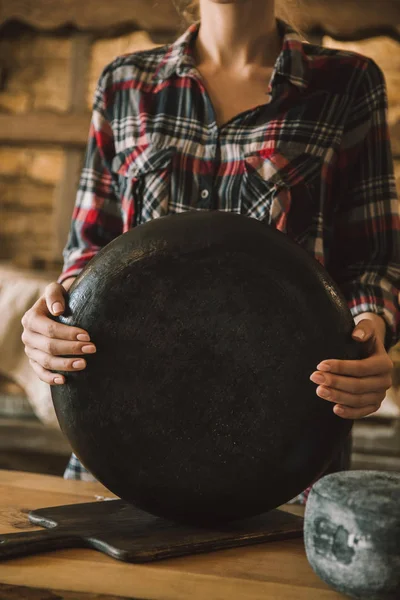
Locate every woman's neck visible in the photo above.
<box><xmin>196</xmin><ymin>0</ymin><xmax>281</xmax><ymax>71</ymax></box>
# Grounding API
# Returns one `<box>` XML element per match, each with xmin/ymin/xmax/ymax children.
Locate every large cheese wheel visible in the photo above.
<box><xmin>304</xmin><ymin>470</ymin><xmax>400</xmax><ymax>599</ymax></box>
<box><xmin>52</xmin><ymin>211</ymin><xmax>358</xmax><ymax>524</ymax></box>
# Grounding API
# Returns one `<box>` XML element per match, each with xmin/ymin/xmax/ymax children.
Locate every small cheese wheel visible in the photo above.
<box><xmin>304</xmin><ymin>471</ymin><xmax>400</xmax><ymax>600</ymax></box>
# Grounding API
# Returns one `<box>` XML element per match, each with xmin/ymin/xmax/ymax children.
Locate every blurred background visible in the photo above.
<box><xmin>0</xmin><ymin>0</ymin><xmax>399</xmax><ymax>477</ymax></box>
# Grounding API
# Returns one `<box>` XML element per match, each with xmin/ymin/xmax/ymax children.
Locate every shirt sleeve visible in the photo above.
<box><xmin>329</xmin><ymin>58</ymin><xmax>400</xmax><ymax>348</ymax></box>
<box><xmin>58</xmin><ymin>69</ymin><xmax>123</xmax><ymax>284</ymax></box>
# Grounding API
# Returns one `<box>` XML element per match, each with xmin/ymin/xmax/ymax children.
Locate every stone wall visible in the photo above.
<box><xmin>0</xmin><ymin>28</ymin><xmax>73</xmax><ymax>268</ymax></box>
<box><xmin>0</xmin><ymin>31</ymin><xmax>72</xmax><ymax>113</ymax></box>
<box><xmin>0</xmin><ymin>146</ymin><xmax>64</xmax><ymax>268</ymax></box>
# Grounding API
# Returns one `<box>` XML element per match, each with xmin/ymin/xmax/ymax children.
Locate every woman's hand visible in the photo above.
<box><xmin>21</xmin><ymin>279</ymin><xmax>96</xmax><ymax>385</ymax></box>
<box><xmin>310</xmin><ymin>315</ymin><xmax>393</xmax><ymax>419</ymax></box>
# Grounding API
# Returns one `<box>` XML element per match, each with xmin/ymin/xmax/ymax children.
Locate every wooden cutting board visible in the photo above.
<box><xmin>0</xmin><ymin>499</ymin><xmax>303</xmax><ymax>562</ymax></box>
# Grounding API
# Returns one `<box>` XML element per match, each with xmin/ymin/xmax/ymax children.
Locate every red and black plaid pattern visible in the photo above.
<box><xmin>59</xmin><ymin>18</ymin><xmax>400</xmax><ymax>344</ymax></box>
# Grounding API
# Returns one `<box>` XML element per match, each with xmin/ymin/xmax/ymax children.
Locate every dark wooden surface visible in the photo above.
<box><xmin>0</xmin><ymin>583</ymin><xmax>134</xmax><ymax>600</ymax></box>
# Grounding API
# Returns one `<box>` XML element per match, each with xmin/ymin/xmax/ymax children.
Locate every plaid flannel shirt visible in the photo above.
<box><xmin>59</xmin><ymin>18</ymin><xmax>400</xmax><ymax>344</ymax></box>
<box><xmin>61</xmin><ymin>18</ymin><xmax>400</xmax><ymax>491</ymax></box>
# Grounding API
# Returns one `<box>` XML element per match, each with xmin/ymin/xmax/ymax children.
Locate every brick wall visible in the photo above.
<box><xmin>0</xmin><ymin>146</ymin><xmax>64</xmax><ymax>267</ymax></box>
<box><xmin>0</xmin><ymin>31</ymin><xmax>72</xmax><ymax>113</ymax></box>
<box><xmin>0</xmin><ymin>29</ymin><xmax>73</xmax><ymax>268</ymax></box>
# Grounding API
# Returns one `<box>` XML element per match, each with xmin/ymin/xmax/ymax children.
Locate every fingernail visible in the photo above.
<box><xmin>82</xmin><ymin>345</ymin><xmax>96</xmax><ymax>354</ymax></box>
<box><xmin>54</xmin><ymin>377</ymin><xmax>64</xmax><ymax>384</ymax></box>
<box><xmin>317</xmin><ymin>362</ymin><xmax>331</xmax><ymax>372</ymax></box>
<box><xmin>353</xmin><ymin>330</ymin><xmax>366</xmax><ymax>341</ymax></box>
<box><xmin>334</xmin><ymin>405</ymin><xmax>344</xmax><ymax>415</ymax></box>
<box><xmin>52</xmin><ymin>302</ymin><xmax>64</xmax><ymax>315</ymax></box>
<box><xmin>310</xmin><ymin>373</ymin><xmax>326</xmax><ymax>385</ymax></box>
<box><xmin>317</xmin><ymin>387</ymin><xmax>331</xmax><ymax>400</ymax></box>
<box><xmin>72</xmin><ymin>360</ymin><xmax>85</xmax><ymax>369</ymax></box>
<box><xmin>77</xmin><ymin>334</ymin><xmax>90</xmax><ymax>342</ymax></box>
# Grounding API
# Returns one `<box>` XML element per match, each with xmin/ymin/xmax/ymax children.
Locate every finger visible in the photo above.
<box><xmin>22</xmin><ymin>298</ymin><xmax>91</xmax><ymax>342</ymax></box>
<box><xmin>317</xmin><ymin>354</ymin><xmax>393</xmax><ymax>378</ymax></box>
<box><xmin>316</xmin><ymin>385</ymin><xmax>384</xmax><ymax>408</ymax></box>
<box><xmin>44</xmin><ymin>282</ymin><xmax>67</xmax><ymax>316</ymax></box>
<box><xmin>352</xmin><ymin>319</ymin><xmax>375</xmax><ymax>342</ymax></box>
<box><xmin>25</xmin><ymin>346</ymin><xmax>87</xmax><ymax>373</ymax></box>
<box><xmin>333</xmin><ymin>403</ymin><xmax>381</xmax><ymax>420</ymax></box>
<box><xmin>310</xmin><ymin>371</ymin><xmax>392</xmax><ymax>395</ymax></box>
<box><xmin>352</xmin><ymin>321</ymin><xmax>377</xmax><ymax>360</ymax></box>
<box><xmin>22</xmin><ymin>329</ymin><xmax>96</xmax><ymax>357</ymax></box>
<box><xmin>28</xmin><ymin>359</ymin><xmax>65</xmax><ymax>386</ymax></box>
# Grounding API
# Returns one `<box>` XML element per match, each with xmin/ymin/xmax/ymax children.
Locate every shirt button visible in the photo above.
<box><xmin>201</xmin><ymin>189</ymin><xmax>209</xmax><ymax>199</ymax></box>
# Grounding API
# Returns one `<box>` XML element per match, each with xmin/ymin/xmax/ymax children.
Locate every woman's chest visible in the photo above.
<box><xmin>111</xmin><ymin>81</ymin><xmax>347</xmax><ymax>258</ymax></box>
<box><xmin>193</xmin><ymin>68</ymin><xmax>275</xmax><ymax>128</ymax></box>
<box><xmin>111</xmin><ymin>70</ymin><xmax>350</xmax><ymax>167</ymax></box>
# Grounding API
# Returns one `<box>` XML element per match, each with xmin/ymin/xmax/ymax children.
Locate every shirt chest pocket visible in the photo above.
<box><xmin>241</xmin><ymin>147</ymin><xmax>323</xmax><ymax>241</ymax></box>
<box><xmin>112</xmin><ymin>144</ymin><xmax>176</xmax><ymax>229</ymax></box>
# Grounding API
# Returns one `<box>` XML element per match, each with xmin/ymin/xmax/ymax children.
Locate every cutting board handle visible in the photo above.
<box><xmin>0</xmin><ymin>528</ymin><xmax>82</xmax><ymax>560</ymax></box>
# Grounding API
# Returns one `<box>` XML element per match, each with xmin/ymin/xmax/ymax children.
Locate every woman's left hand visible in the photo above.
<box><xmin>310</xmin><ymin>317</ymin><xmax>393</xmax><ymax>419</ymax></box>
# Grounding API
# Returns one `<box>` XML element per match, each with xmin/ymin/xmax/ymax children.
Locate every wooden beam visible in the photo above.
<box><xmin>298</xmin><ymin>0</ymin><xmax>400</xmax><ymax>39</ymax></box>
<box><xmin>0</xmin><ymin>0</ymin><xmax>180</xmax><ymax>33</ymax></box>
<box><xmin>1</xmin><ymin>0</ymin><xmax>400</xmax><ymax>39</ymax></box>
<box><xmin>0</xmin><ymin>113</ymin><xmax>91</xmax><ymax>147</ymax></box>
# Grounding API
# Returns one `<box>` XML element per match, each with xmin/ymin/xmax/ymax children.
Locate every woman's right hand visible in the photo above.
<box><xmin>21</xmin><ymin>279</ymin><xmax>96</xmax><ymax>385</ymax></box>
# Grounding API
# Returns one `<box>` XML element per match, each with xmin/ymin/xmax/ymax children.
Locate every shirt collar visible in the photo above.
<box><xmin>152</xmin><ymin>18</ymin><xmax>309</xmax><ymax>91</ymax></box>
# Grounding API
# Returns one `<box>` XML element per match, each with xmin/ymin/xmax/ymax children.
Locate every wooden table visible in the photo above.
<box><xmin>0</xmin><ymin>470</ymin><xmax>345</xmax><ymax>600</ymax></box>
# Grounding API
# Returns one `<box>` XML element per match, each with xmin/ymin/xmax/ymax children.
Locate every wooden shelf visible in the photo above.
<box><xmin>299</xmin><ymin>0</ymin><xmax>400</xmax><ymax>39</ymax></box>
<box><xmin>0</xmin><ymin>418</ymin><xmax>71</xmax><ymax>476</ymax></box>
<box><xmin>0</xmin><ymin>0</ymin><xmax>180</xmax><ymax>33</ymax></box>
<box><xmin>0</xmin><ymin>113</ymin><xmax>91</xmax><ymax>147</ymax></box>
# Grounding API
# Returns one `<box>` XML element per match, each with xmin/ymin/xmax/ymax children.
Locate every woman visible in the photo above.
<box><xmin>21</xmin><ymin>0</ymin><xmax>400</xmax><ymax>490</ymax></box>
